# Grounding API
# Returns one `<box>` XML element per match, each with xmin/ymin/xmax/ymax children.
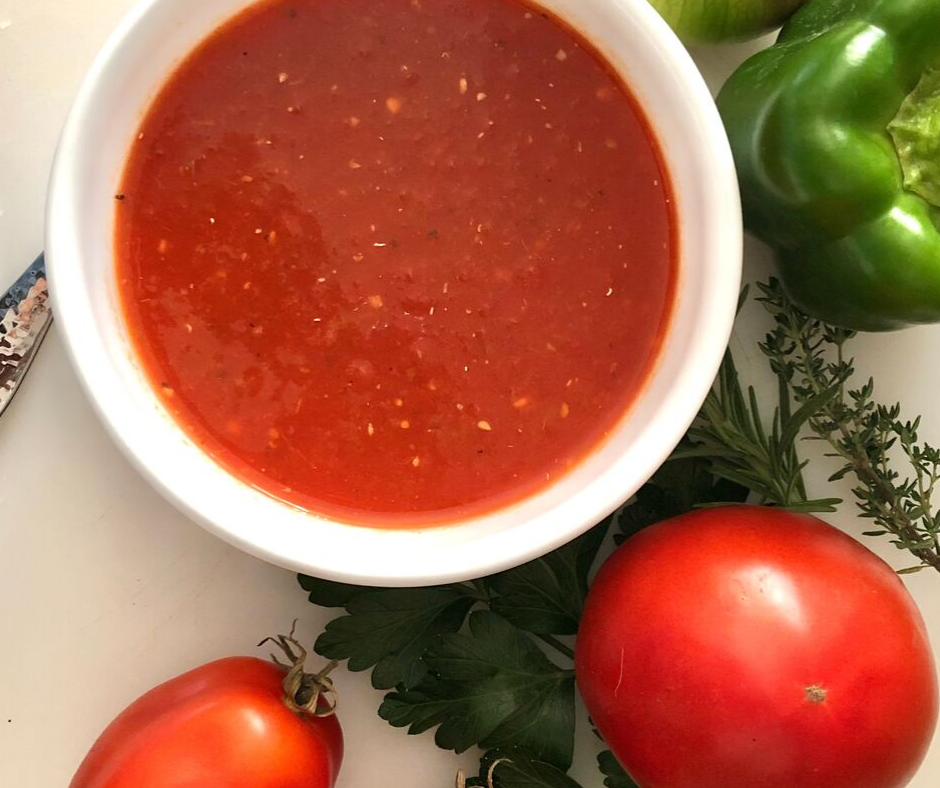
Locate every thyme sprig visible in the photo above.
<box><xmin>758</xmin><ymin>278</ymin><xmax>940</xmax><ymax>573</ymax></box>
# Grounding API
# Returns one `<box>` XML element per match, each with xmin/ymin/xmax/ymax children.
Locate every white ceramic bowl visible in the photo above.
<box><xmin>46</xmin><ymin>0</ymin><xmax>741</xmax><ymax>586</ymax></box>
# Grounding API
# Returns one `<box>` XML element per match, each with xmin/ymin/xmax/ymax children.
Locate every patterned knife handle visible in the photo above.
<box><xmin>0</xmin><ymin>254</ymin><xmax>51</xmax><ymax>418</ymax></box>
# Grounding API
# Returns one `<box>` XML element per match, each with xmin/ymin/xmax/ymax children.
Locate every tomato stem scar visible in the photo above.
<box><xmin>804</xmin><ymin>684</ymin><xmax>828</xmax><ymax>704</ymax></box>
<box><xmin>259</xmin><ymin>621</ymin><xmax>339</xmax><ymax>717</ymax></box>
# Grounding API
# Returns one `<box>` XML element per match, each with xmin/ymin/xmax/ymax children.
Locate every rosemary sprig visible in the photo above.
<box><xmin>758</xmin><ymin>279</ymin><xmax>940</xmax><ymax>573</ymax></box>
<box><xmin>676</xmin><ymin>344</ymin><xmax>840</xmax><ymax>513</ymax></box>
<box><xmin>674</xmin><ymin>285</ymin><xmax>840</xmax><ymax>514</ymax></box>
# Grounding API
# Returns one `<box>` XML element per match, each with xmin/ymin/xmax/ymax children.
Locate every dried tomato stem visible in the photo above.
<box><xmin>259</xmin><ymin>628</ymin><xmax>339</xmax><ymax>718</ymax></box>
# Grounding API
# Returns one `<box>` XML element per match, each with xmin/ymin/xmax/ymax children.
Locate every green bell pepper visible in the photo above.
<box><xmin>717</xmin><ymin>0</ymin><xmax>940</xmax><ymax>331</ymax></box>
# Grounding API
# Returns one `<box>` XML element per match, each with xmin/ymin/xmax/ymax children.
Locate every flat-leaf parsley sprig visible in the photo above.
<box><xmin>300</xmin><ymin>522</ymin><xmax>608</xmax><ymax>776</ymax></box>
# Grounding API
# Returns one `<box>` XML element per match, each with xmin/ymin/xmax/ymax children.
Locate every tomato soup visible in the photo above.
<box><xmin>116</xmin><ymin>0</ymin><xmax>676</xmax><ymax>525</ymax></box>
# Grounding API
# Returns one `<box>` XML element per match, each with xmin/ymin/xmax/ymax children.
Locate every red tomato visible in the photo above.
<box><xmin>69</xmin><ymin>656</ymin><xmax>343</xmax><ymax>788</ymax></box>
<box><xmin>576</xmin><ymin>506</ymin><xmax>938</xmax><ymax>788</ymax></box>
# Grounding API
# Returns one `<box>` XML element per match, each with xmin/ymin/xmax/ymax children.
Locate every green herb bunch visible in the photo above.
<box><xmin>301</xmin><ymin>516</ymin><xmax>617</xmax><ymax>787</ymax></box>
<box><xmin>300</xmin><ymin>280</ymin><xmax>940</xmax><ymax>788</ymax></box>
<box><xmin>674</xmin><ymin>280</ymin><xmax>940</xmax><ymax>573</ymax></box>
<box><xmin>756</xmin><ymin>279</ymin><xmax>940</xmax><ymax>573</ymax></box>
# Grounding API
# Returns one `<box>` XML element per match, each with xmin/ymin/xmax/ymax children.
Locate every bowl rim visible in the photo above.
<box><xmin>45</xmin><ymin>0</ymin><xmax>742</xmax><ymax>586</ymax></box>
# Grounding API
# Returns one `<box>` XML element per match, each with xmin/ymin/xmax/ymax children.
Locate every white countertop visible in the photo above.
<box><xmin>1</xmin><ymin>2</ymin><xmax>938</xmax><ymax>786</ymax></box>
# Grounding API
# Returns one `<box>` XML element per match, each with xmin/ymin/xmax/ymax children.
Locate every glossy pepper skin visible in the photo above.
<box><xmin>717</xmin><ymin>0</ymin><xmax>940</xmax><ymax>331</ymax></box>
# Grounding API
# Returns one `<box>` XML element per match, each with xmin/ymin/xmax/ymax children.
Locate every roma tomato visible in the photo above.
<box><xmin>576</xmin><ymin>506</ymin><xmax>938</xmax><ymax>788</ymax></box>
<box><xmin>70</xmin><ymin>642</ymin><xmax>342</xmax><ymax>788</ymax></box>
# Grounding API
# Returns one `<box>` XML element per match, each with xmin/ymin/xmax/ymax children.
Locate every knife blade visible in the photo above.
<box><xmin>0</xmin><ymin>254</ymin><xmax>51</xmax><ymax>419</ymax></box>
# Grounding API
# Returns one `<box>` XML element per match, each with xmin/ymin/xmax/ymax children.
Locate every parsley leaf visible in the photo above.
<box><xmin>597</xmin><ymin>750</ymin><xmax>640</xmax><ymax>788</ymax></box>
<box><xmin>488</xmin><ymin>521</ymin><xmax>608</xmax><ymax>635</ymax></box>
<box><xmin>616</xmin><ymin>456</ymin><xmax>749</xmax><ymax>544</ymax></box>
<box><xmin>463</xmin><ymin>750</ymin><xmax>585</xmax><ymax>788</ymax></box>
<box><xmin>298</xmin><ymin>575</ymin><xmax>377</xmax><ymax>607</ymax></box>
<box><xmin>312</xmin><ymin>585</ymin><xmax>477</xmax><ymax>689</ymax></box>
<box><xmin>379</xmin><ymin>611</ymin><xmax>576</xmax><ymax>769</ymax></box>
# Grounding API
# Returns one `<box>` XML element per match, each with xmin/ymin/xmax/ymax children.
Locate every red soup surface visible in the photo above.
<box><xmin>116</xmin><ymin>0</ymin><xmax>677</xmax><ymax>526</ymax></box>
